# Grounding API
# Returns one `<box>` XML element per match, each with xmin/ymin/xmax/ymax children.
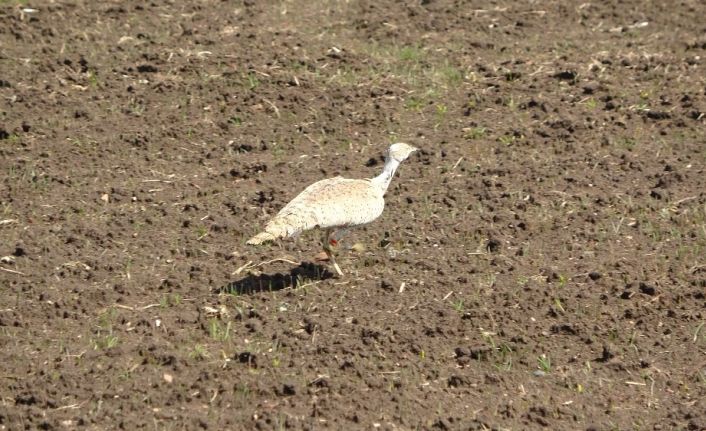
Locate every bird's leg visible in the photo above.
<box><xmin>322</xmin><ymin>229</ymin><xmax>343</xmax><ymax>276</ymax></box>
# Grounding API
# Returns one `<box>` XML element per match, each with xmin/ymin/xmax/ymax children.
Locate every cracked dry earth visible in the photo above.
<box><xmin>1</xmin><ymin>0</ymin><xmax>705</xmax><ymax>430</ymax></box>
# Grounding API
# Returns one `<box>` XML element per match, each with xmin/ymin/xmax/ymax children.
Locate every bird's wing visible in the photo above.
<box><xmin>253</xmin><ymin>177</ymin><xmax>384</xmax><ymax>242</ymax></box>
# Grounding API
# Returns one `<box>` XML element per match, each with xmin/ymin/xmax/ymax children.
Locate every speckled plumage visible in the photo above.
<box><xmin>246</xmin><ymin>177</ymin><xmax>385</xmax><ymax>244</ymax></box>
<box><xmin>247</xmin><ymin>143</ymin><xmax>417</xmax><ymax>255</ymax></box>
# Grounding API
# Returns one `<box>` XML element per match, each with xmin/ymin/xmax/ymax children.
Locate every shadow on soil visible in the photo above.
<box><xmin>216</xmin><ymin>262</ymin><xmax>335</xmax><ymax>295</ymax></box>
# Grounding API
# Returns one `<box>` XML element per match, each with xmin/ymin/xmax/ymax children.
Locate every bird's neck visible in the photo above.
<box><xmin>370</xmin><ymin>157</ymin><xmax>400</xmax><ymax>194</ymax></box>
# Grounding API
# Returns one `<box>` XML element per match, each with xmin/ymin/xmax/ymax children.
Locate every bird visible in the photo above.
<box><xmin>246</xmin><ymin>142</ymin><xmax>418</xmax><ymax>276</ymax></box>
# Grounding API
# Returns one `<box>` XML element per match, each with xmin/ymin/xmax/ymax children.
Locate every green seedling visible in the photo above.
<box><xmin>87</xmin><ymin>70</ymin><xmax>100</xmax><ymax>88</ymax></box>
<box><xmin>498</xmin><ymin>135</ymin><xmax>516</xmax><ymax>145</ymax></box>
<box><xmin>196</xmin><ymin>225</ymin><xmax>208</xmax><ymax>240</ymax></box>
<box><xmin>190</xmin><ymin>344</ymin><xmax>209</xmax><ymax>360</ymax></box>
<box><xmin>93</xmin><ymin>332</ymin><xmax>119</xmax><ymax>350</ymax></box>
<box><xmin>398</xmin><ymin>45</ymin><xmax>423</xmax><ymax>62</ymax></box>
<box><xmin>538</xmin><ymin>354</ymin><xmax>551</xmax><ymax>373</ymax></box>
<box><xmin>435</xmin><ymin>103</ymin><xmax>448</xmax><ymax>116</ymax></box>
<box><xmin>160</xmin><ymin>293</ymin><xmax>182</xmax><ymax>308</ymax></box>
<box><xmin>554</xmin><ymin>298</ymin><xmax>565</xmax><ymax>313</ymax></box>
<box><xmin>246</xmin><ymin>73</ymin><xmax>260</xmax><ymax>90</ymax></box>
<box><xmin>694</xmin><ymin>321</ymin><xmax>705</xmax><ymax>344</ymax></box>
<box><xmin>438</xmin><ymin>65</ymin><xmax>462</xmax><ymax>85</ymax></box>
<box><xmin>621</xmin><ymin>138</ymin><xmax>636</xmax><ymax>150</ymax></box>
<box><xmin>208</xmin><ymin>319</ymin><xmax>231</xmax><ymax>342</ymax></box>
<box><xmin>494</xmin><ymin>343</ymin><xmax>513</xmax><ymax>371</ymax></box>
<box><xmin>404</xmin><ymin>97</ymin><xmax>424</xmax><ymax>111</ymax></box>
<box><xmin>464</xmin><ymin>127</ymin><xmax>486</xmax><ymax>140</ymax></box>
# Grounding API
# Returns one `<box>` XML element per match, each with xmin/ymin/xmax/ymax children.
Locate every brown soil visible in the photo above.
<box><xmin>1</xmin><ymin>0</ymin><xmax>705</xmax><ymax>429</ymax></box>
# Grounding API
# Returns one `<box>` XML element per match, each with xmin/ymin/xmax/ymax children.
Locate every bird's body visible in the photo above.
<box><xmin>247</xmin><ymin>142</ymin><xmax>417</xmax><ymax>275</ymax></box>
<box><xmin>246</xmin><ymin>177</ymin><xmax>385</xmax><ymax>245</ymax></box>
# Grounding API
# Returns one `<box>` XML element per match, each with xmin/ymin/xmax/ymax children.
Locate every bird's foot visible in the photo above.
<box><xmin>321</xmin><ymin>248</ymin><xmax>344</xmax><ymax>277</ymax></box>
<box><xmin>313</xmin><ymin>250</ymin><xmax>343</xmax><ymax>276</ymax></box>
<box><xmin>331</xmin><ymin>259</ymin><xmax>343</xmax><ymax>277</ymax></box>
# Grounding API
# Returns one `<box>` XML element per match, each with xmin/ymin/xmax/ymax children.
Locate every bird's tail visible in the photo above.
<box><xmin>246</xmin><ymin>231</ymin><xmax>278</xmax><ymax>245</ymax></box>
<box><xmin>247</xmin><ymin>216</ymin><xmax>300</xmax><ymax>245</ymax></box>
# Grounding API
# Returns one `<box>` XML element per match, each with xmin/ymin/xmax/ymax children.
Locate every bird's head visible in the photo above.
<box><xmin>387</xmin><ymin>142</ymin><xmax>418</xmax><ymax>162</ymax></box>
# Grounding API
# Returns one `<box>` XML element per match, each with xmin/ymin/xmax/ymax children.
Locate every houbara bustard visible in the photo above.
<box><xmin>247</xmin><ymin>143</ymin><xmax>418</xmax><ymax>276</ymax></box>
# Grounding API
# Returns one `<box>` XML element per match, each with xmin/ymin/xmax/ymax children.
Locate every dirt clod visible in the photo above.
<box><xmin>639</xmin><ymin>282</ymin><xmax>657</xmax><ymax>296</ymax></box>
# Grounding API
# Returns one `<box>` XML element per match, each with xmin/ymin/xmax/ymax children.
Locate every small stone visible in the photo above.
<box><xmin>486</xmin><ymin>238</ymin><xmax>501</xmax><ymax>253</ymax></box>
<box><xmin>237</xmin><ymin>352</ymin><xmax>257</xmax><ymax>367</ymax></box>
<box><xmin>380</xmin><ymin>280</ymin><xmax>394</xmax><ymax>291</ymax></box>
<box><xmin>639</xmin><ymin>282</ymin><xmax>656</xmax><ymax>296</ymax></box>
<box><xmin>588</xmin><ymin>271</ymin><xmax>602</xmax><ymax>281</ymax></box>
<box><xmin>245</xmin><ymin>320</ymin><xmax>262</xmax><ymax>333</ymax></box>
<box><xmin>554</xmin><ymin>70</ymin><xmax>577</xmax><ymax>81</ymax></box>
<box><xmin>582</xmin><ymin>81</ymin><xmax>600</xmax><ymax>94</ymax></box>
<box><xmin>454</xmin><ymin>347</ymin><xmax>470</xmax><ymax>357</ymax></box>
<box><xmin>600</xmin><ymin>344</ymin><xmax>616</xmax><ymax>362</ymax></box>
<box><xmin>279</xmin><ymin>383</ymin><xmax>296</xmax><ymax>396</ymax></box>
<box><xmin>448</xmin><ymin>375</ymin><xmax>470</xmax><ymax>387</ymax></box>
<box><xmin>456</xmin><ymin>356</ymin><xmax>471</xmax><ymax>366</ymax></box>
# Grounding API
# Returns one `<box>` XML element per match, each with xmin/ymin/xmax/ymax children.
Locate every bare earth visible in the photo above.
<box><xmin>1</xmin><ymin>0</ymin><xmax>705</xmax><ymax>429</ymax></box>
